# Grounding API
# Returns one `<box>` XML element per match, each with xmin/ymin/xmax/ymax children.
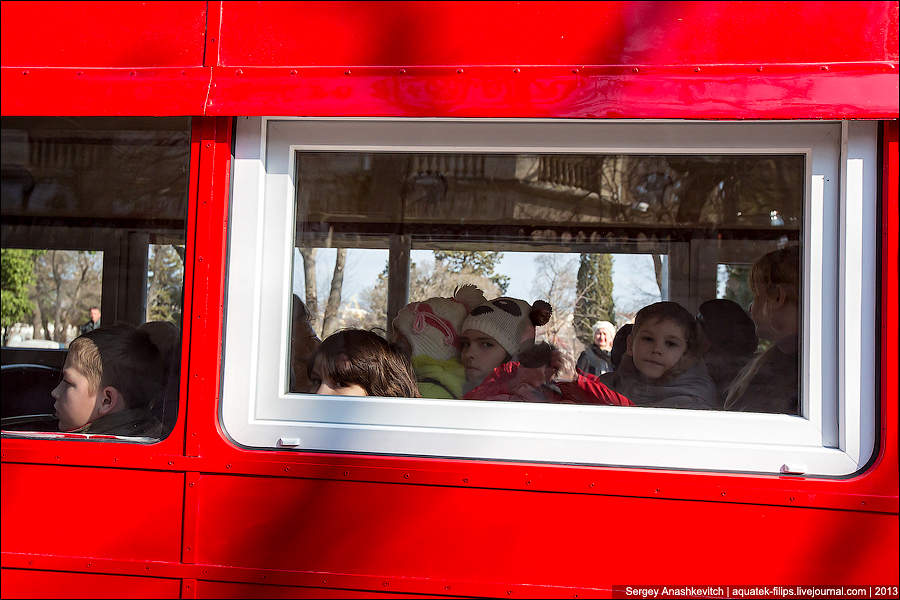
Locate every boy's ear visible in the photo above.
<box><xmin>98</xmin><ymin>386</ymin><xmax>124</xmax><ymax>417</ymax></box>
<box><xmin>625</xmin><ymin>333</ymin><xmax>634</xmax><ymax>356</ymax></box>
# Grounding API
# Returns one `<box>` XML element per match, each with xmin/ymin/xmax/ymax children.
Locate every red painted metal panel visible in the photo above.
<box><xmin>217</xmin><ymin>1</ymin><xmax>898</xmax><ymax>66</ymax></box>
<box><xmin>1</xmin><ymin>464</ymin><xmax>184</xmax><ymax>562</ymax></box>
<box><xmin>1</xmin><ymin>2</ymin><xmax>897</xmax><ymax>118</ymax></box>
<box><xmin>191</xmin><ymin>474</ymin><xmax>899</xmax><ymax>587</ymax></box>
<box><xmin>0</xmin><ymin>568</ymin><xmax>180</xmax><ymax>599</ymax></box>
<box><xmin>882</xmin><ymin>120</ymin><xmax>899</xmax><ymax>485</ymax></box>
<box><xmin>196</xmin><ymin>580</ymin><xmax>448</xmax><ymax>598</ymax></box>
<box><xmin>204</xmin><ymin>65</ymin><xmax>899</xmax><ymax>119</ymax></box>
<box><xmin>0</xmin><ymin>67</ymin><xmax>211</xmax><ymax>116</ymax></box>
<box><xmin>0</xmin><ymin>1</ymin><xmax>207</xmax><ymax>67</ymax></box>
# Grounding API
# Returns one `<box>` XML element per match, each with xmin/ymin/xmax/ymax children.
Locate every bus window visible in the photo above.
<box><xmin>1</xmin><ymin>117</ymin><xmax>190</xmax><ymax>440</ymax></box>
<box><xmin>225</xmin><ymin>119</ymin><xmax>876</xmax><ymax>475</ymax></box>
<box><xmin>291</xmin><ymin>151</ymin><xmax>802</xmax><ymax>411</ymax></box>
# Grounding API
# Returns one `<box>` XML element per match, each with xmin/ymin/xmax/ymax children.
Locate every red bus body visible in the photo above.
<box><xmin>2</xmin><ymin>2</ymin><xmax>898</xmax><ymax>598</ymax></box>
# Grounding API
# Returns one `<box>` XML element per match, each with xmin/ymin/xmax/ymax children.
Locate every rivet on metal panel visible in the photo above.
<box><xmin>145</xmin><ymin>565</ymin><xmax>151</xmax><ymax>571</ymax></box>
<box><xmin>186</xmin><ymin>546</ymin><xmax>191</xmax><ymax>552</ymax></box>
<box><xmin>462</xmin><ymin>477</ymin><xmax>468</xmax><ymax>484</ymax></box>
<box><xmin>112</xmin><ymin>457</ymin><xmax>118</xmax><ymax>463</ymax></box>
<box><xmin>344</xmin><ymin>69</ymin><xmax>352</xmax><ymax>75</ymax></box>
<box><xmin>571</xmin><ymin>68</ymin><xmax>579</xmax><ymax>74</ymax></box>
<box><xmin>513</xmin><ymin>68</ymin><xmax>520</xmax><ymax>73</ymax></box>
<box><xmin>283</xmin><ymin>466</ymin><xmax>290</xmax><ymax>472</ymax></box>
<box><xmin>129</xmin><ymin>71</ymin><xmax>136</xmax><ymax>77</ymax></box>
<box><xmin>76</xmin><ymin>71</ymin><xmax>83</xmax><ymax>76</ymax></box>
<box><xmin>720</xmin><ymin>491</ymin><xmax>727</xmax><ymax>497</ymax></box>
<box><xmin>192</xmin><ymin>432</ymin><xmax>198</xmax><ymax>437</ymax></box>
<box><xmin>205</xmin><ymin>142</ymin><xmax>211</xmax><ymax>148</ymax></box>
<box><xmin>290</xmin><ymin>69</ymin><xmax>297</xmax><ymax>76</ymax></box>
<box><xmin>383</xmin><ymin>581</ymin><xmax>389</xmax><ymax>587</ymax></box>
<box><xmin>860</xmin><ymin>500</ymin><xmax>866</xmax><ymax>506</ymax></box>
<box><xmin>236</xmin><ymin>69</ymin><xmax>243</xmax><ymax>76</ymax></box>
<box><xmin>507</xmin><ymin>590</ymin><xmax>513</xmax><ymax>595</ymax></box>
<box><xmin>654</xmin><ymin>488</ymin><xmax>660</xmax><ymax>494</ymax></box>
<box><xmin>820</xmin><ymin>65</ymin><xmax>829</xmax><ymax>71</ymax></box>
<box><xmin>189</xmin><ymin>482</ymin><xmax>195</xmax><ymax>487</ymax></box>
<box><xmin>343</xmin><ymin>471</ymin><xmax>350</xmax><ymax>476</ymax></box>
<box><xmin>526</xmin><ymin>480</ymin><xmax>532</xmax><ymax>485</ymax></box>
<box><xmin>168</xmin><ymin>460</ymin><xmax>174</xmax><ymax>466</ymax></box>
<box><xmin>403</xmin><ymin>473</ymin><xmax>410</xmax><ymax>479</ymax></box>
<box><xmin>22</xmin><ymin>70</ymin><xmax>29</xmax><ymax>75</ymax></box>
<box><xmin>445</xmin><ymin>586</ymin><xmax>451</xmax><ymax>591</ymax></box>
<box><xmin>55</xmin><ymin>455</ymin><xmax>60</xmax><ymax>461</ymax></box>
<box><xmin>399</xmin><ymin>68</ymin><xmax>407</xmax><ymax>74</ymax></box>
<box><xmin>87</xmin><ymin>562</ymin><xmax>92</xmax><ymax>568</ymax></box>
<box><xmin>226</xmin><ymin>464</ymin><xmax>232</xmax><ymax>469</ymax></box>
<box><xmin>457</xmin><ymin>68</ymin><xmax>464</xmax><ymax>74</ymax></box>
<box><xmin>694</xmin><ymin>67</ymin><xmax>701</xmax><ymax>72</ymax></box>
<box><xmin>757</xmin><ymin>66</ymin><xmax>764</xmax><ymax>72</ymax></box>
<box><xmin>789</xmin><ymin>497</ymin><xmax>795</xmax><ymax>502</ymax></box>
<box><xmin>632</xmin><ymin>67</ymin><xmax>639</xmax><ymax>73</ymax></box>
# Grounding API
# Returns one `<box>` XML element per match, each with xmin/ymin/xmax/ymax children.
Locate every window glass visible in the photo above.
<box><xmin>1</xmin><ymin>117</ymin><xmax>190</xmax><ymax>440</ymax></box>
<box><xmin>292</xmin><ymin>152</ymin><xmax>803</xmax><ymax>413</ymax></box>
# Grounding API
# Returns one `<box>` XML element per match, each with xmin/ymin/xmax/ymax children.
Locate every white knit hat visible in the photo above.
<box><xmin>461</xmin><ymin>297</ymin><xmax>552</xmax><ymax>357</ymax></box>
<box><xmin>392</xmin><ymin>285</ymin><xmax>486</xmax><ymax>361</ymax></box>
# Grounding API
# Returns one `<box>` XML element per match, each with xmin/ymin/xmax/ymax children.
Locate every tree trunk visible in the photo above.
<box><xmin>321</xmin><ymin>248</ymin><xmax>347</xmax><ymax>337</ymax></box>
<box><xmin>652</xmin><ymin>253</ymin><xmax>664</xmax><ymax>295</ymax></box>
<box><xmin>298</xmin><ymin>247</ymin><xmax>319</xmax><ymax>333</ymax></box>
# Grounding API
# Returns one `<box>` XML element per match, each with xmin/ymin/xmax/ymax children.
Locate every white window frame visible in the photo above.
<box><xmin>221</xmin><ymin>118</ymin><xmax>877</xmax><ymax>476</ymax></box>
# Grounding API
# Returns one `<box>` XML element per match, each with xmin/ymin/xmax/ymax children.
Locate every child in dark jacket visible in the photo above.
<box><xmin>598</xmin><ymin>302</ymin><xmax>718</xmax><ymax>410</ymax></box>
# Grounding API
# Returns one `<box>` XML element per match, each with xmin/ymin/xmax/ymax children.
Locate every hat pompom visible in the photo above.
<box><xmin>453</xmin><ymin>284</ymin><xmax>486</xmax><ymax>312</ymax></box>
<box><xmin>530</xmin><ymin>300</ymin><xmax>552</xmax><ymax>327</ymax></box>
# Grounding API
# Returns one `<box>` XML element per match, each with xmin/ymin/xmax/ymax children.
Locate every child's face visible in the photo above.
<box><xmin>51</xmin><ymin>355</ymin><xmax>103</xmax><ymax>431</ymax></box>
<box><xmin>460</xmin><ymin>329</ymin><xmax>508</xmax><ymax>385</ymax></box>
<box><xmin>309</xmin><ymin>354</ymin><xmax>368</xmax><ymax>397</ymax></box>
<box><xmin>628</xmin><ymin>318</ymin><xmax>688</xmax><ymax>380</ymax></box>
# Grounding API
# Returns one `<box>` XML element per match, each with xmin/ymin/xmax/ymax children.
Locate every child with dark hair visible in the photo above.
<box><xmin>609</xmin><ymin>323</ymin><xmax>633</xmax><ymax>371</ymax></box>
<box><xmin>51</xmin><ymin>324</ymin><xmax>164</xmax><ymax>436</ymax></box>
<box><xmin>598</xmin><ymin>301</ymin><xmax>717</xmax><ymax>410</ymax></box>
<box><xmin>309</xmin><ymin>329</ymin><xmax>420</xmax><ymax>398</ymax></box>
<box><xmin>697</xmin><ymin>299</ymin><xmax>758</xmax><ymax>405</ymax></box>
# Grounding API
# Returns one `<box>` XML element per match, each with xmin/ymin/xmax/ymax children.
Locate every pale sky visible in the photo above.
<box><xmin>293</xmin><ymin>248</ymin><xmax>662</xmax><ymax>320</ymax></box>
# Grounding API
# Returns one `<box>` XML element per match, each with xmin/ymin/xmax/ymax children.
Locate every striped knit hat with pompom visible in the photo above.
<box><xmin>461</xmin><ymin>297</ymin><xmax>552</xmax><ymax>357</ymax></box>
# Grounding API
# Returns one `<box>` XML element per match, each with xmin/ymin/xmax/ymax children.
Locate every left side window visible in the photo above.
<box><xmin>1</xmin><ymin>117</ymin><xmax>190</xmax><ymax>441</ymax></box>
